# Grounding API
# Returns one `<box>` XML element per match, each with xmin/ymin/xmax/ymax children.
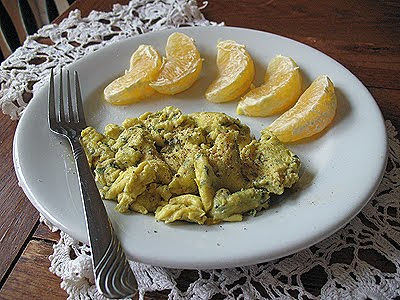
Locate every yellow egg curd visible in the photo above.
<box><xmin>81</xmin><ymin>106</ymin><xmax>300</xmax><ymax>224</ymax></box>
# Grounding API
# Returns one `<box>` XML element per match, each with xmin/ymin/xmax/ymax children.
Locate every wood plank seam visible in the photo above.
<box><xmin>31</xmin><ymin>236</ymin><xmax>57</xmax><ymax>245</ymax></box>
<box><xmin>0</xmin><ymin>219</ymin><xmax>40</xmax><ymax>288</ymax></box>
<box><xmin>364</xmin><ymin>85</ymin><xmax>400</xmax><ymax>91</ymax></box>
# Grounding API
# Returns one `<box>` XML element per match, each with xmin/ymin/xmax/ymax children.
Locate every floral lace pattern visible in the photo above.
<box><xmin>2</xmin><ymin>1</ymin><xmax>399</xmax><ymax>299</ymax></box>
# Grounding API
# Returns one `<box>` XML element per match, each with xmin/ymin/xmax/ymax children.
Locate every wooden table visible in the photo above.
<box><xmin>0</xmin><ymin>0</ymin><xmax>399</xmax><ymax>299</ymax></box>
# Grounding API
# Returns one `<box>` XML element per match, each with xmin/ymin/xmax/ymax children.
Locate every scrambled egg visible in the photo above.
<box><xmin>81</xmin><ymin>106</ymin><xmax>300</xmax><ymax>224</ymax></box>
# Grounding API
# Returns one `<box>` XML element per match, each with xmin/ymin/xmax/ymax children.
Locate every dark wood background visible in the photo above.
<box><xmin>0</xmin><ymin>0</ymin><xmax>399</xmax><ymax>299</ymax></box>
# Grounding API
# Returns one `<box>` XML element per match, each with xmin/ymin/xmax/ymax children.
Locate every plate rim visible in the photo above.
<box><xmin>13</xmin><ymin>26</ymin><xmax>388</xmax><ymax>269</ymax></box>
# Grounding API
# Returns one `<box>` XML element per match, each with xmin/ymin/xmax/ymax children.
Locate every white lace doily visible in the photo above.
<box><xmin>2</xmin><ymin>1</ymin><xmax>399</xmax><ymax>299</ymax></box>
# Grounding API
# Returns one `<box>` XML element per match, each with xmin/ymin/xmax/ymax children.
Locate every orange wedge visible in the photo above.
<box><xmin>205</xmin><ymin>40</ymin><xmax>255</xmax><ymax>103</ymax></box>
<box><xmin>150</xmin><ymin>32</ymin><xmax>202</xmax><ymax>95</ymax></box>
<box><xmin>237</xmin><ymin>55</ymin><xmax>302</xmax><ymax>116</ymax></box>
<box><xmin>104</xmin><ymin>45</ymin><xmax>162</xmax><ymax>105</ymax></box>
<box><xmin>267</xmin><ymin>75</ymin><xmax>337</xmax><ymax>142</ymax></box>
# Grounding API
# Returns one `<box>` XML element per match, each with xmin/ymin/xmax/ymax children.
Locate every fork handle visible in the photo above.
<box><xmin>70</xmin><ymin>137</ymin><xmax>138</xmax><ymax>299</ymax></box>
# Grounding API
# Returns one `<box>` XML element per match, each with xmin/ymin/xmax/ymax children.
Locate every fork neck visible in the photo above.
<box><xmin>67</xmin><ymin>129</ymin><xmax>82</xmax><ymax>142</ymax></box>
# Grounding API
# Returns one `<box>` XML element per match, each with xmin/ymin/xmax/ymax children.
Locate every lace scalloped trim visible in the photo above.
<box><xmin>47</xmin><ymin>121</ymin><xmax>400</xmax><ymax>300</ymax></box>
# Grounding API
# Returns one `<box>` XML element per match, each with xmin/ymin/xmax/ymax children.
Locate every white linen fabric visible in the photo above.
<box><xmin>1</xmin><ymin>1</ymin><xmax>399</xmax><ymax>299</ymax></box>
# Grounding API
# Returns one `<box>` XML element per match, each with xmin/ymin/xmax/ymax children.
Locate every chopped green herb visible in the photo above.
<box><xmin>109</xmin><ymin>161</ymin><xmax>120</xmax><ymax>169</ymax></box>
<box><xmin>96</xmin><ymin>167</ymin><xmax>105</xmax><ymax>174</ymax></box>
<box><xmin>249</xmin><ymin>209</ymin><xmax>257</xmax><ymax>217</ymax></box>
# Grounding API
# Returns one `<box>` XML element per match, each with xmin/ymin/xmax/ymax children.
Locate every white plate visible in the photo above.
<box><xmin>13</xmin><ymin>27</ymin><xmax>387</xmax><ymax>269</ymax></box>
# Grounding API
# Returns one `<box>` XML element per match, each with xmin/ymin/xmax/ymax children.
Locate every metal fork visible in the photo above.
<box><xmin>48</xmin><ymin>68</ymin><xmax>138</xmax><ymax>299</ymax></box>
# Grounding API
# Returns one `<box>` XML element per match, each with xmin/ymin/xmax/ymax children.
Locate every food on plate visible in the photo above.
<box><xmin>205</xmin><ymin>40</ymin><xmax>255</xmax><ymax>103</ymax></box>
<box><xmin>237</xmin><ymin>55</ymin><xmax>302</xmax><ymax>117</ymax></box>
<box><xmin>103</xmin><ymin>45</ymin><xmax>162</xmax><ymax>105</ymax></box>
<box><xmin>150</xmin><ymin>32</ymin><xmax>203</xmax><ymax>95</ymax></box>
<box><xmin>267</xmin><ymin>75</ymin><xmax>337</xmax><ymax>142</ymax></box>
<box><xmin>81</xmin><ymin>106</ymin><xmax>300</xmax><ymax>224</ymax></box>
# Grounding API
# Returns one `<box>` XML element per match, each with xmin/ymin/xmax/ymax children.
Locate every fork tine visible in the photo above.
<box><xmin>66</xmin><ymin>70</ymin><xmax>73</xmax><ymax>122</ymax></box>
<box><xmin>48</xmin><ymin>68</ymin><xmax>56</xmax><ymax>127</ymax></box>
<box><xmin>74</xmin><ymin>71</ymin><xmax>86</xmax><ymax>124</ymax></box>
<box><xmin>59</xmin><ymin>68</ymin><xmax>65</xmax><ymax>122</ymax></box>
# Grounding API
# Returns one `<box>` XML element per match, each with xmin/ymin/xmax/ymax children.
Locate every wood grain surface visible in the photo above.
<box><xmin>0</xmin><ymin>0</ymin><xmax>399</xmax><ymax>299</ymax></box>
<box><xmin>0</xmin><ymin>113</ymin><xmax>39</xmax><ymax>282</ymax></box>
